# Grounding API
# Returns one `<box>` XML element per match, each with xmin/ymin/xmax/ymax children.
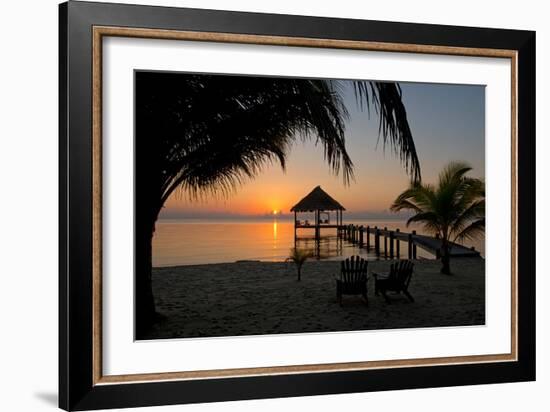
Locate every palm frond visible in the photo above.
<box><xmin>391</xmin><ymin>161</ymin><xmax>485</xmax><ymax>253</ymax></box>
<box><xmin>406</xmin><ymin>211</ymin><xmax>441</xmax><ymax>230</ymax></box>
<box><xmin>390</xmin><ymin>198</ymin><xmax>423</xmax><ymax>214</ymax></box>
<box><xmin>437</xmin><ymin>161</ymin><xmax>472</xmax><ymax>188</ymax></box>
<box><xmin>136</xmin><ymin>72</ymin><xmax>421</xmax><ymax>214</ymax></box>
<box><xmin>391</xmin><ymin>184</ymin><xmax>436</xmax><ymax>213</ymax></box>
<box><xmin>454</xmin><ymin>218</ymin><xmax>485</xmax><ymax>243</ymax></box>
<box><xmin>352</xmin><ymin>81</ymin><xmax>421</xmax><ymax>182</ymax></box>
<box><xmin>450</xmin><ymin>199</ymin><xmax>485</xmax><ymax>241</ymax></box>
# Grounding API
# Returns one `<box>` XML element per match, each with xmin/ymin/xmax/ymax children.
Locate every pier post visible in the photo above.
<box><xmin>375</xmin><ymin>226</ymin><xmax>380</xmax><ymax>256</ymax></box>
<box><xmin>408</xmin><ymin>233</ymin><xmax>413</xmax><ymax>259</ymax></box>
<box><xmin>294</xmin><ymin>211</ymin><xmax>297</xmax><ymax>244</ymax></box>
<box><xmin>383</xmin><ymin>227</ymin><xmax>388</xmax><ymax>257</ymax></box>
<box><xmin>412</xmin><ymin>230</ymin><xmax>417</xmax><ymax>259</ymax></box>
<box><xmin>389</xmin><ymin>231</ymin><xmax>394</xmax><ymax>258</ymax></box>
<box><xmin>395</xmin><ymin>229</ymin><xmax>400</xmax><ymax>258</ymax></box>
<box><xmin>366</xmin><ymin>226</ymin><xmax>370</xmax><ymax>249</ymax></box>
<box><xmin>314</xmin><ymin>210</ymin><xmax>320</xmax><ymax>241</ymax></box>
<box><xmin>359</xmin><ymin>226</ymin><xmax>364</xmax><ymax>247</ymax></box>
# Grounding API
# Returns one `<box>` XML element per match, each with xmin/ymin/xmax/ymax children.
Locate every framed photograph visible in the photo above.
<box><xmin>59</xmin><ymin>1</ymin><xmax>535</xmax><ymax>410</ymax></box>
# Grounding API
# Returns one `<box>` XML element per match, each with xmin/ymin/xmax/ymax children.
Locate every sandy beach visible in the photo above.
<box><xmin>142</xmin><ymin>258</ymin><xmax>485</xmax><ymax>340</ymax></box>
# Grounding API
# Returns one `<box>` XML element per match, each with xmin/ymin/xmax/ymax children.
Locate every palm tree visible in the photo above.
<box><xmin>135</xmin><ymin>72</ymin><xmax>421</xmax><ymax>336</ymax></box>
<box><xmin>390</xmin><ymin>162</ymin><xmax>485</xmax><ymax>275</ymax></box>
<box><xmin>286</xmin><ymin>248</ymin><xmax>312</xmax><ymax>281</ymax></box>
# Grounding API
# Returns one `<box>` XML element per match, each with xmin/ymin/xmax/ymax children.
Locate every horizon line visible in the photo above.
<box><xmin>158</xmin><ymin>211</ymin><xmax>413</xmax><ymax>220</ymax></box>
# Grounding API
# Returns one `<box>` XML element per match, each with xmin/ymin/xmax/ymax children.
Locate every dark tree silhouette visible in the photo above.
<box><xmin>135</xmin><ymin>72</ymin><xmax>420</xmax><ymax>336</ymax></box>
<box><xmin>391</xmin><ymin>161</ymin><xmax>485</xmax><ymax>274</ymax></box>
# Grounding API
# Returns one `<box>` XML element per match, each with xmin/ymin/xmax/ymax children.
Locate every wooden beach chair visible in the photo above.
<box><xmin>373</xmin><ymin>260</ymin><xmax>415</xmax><ymax>303</ymax></box>
<box><xmin>335</xmin><ymin>256</ymin><xmax>369</xmax><ymax>306</ymax></box>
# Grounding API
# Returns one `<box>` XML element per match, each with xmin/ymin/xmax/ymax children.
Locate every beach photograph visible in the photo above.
<box><xmin>134</xmin><ymin>71</ymin><xmax>486</xmax><ymax>340</ymax></box>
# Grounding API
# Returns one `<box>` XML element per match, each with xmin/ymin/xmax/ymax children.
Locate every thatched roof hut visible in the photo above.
<box><xmin>291</xmin><ymin>186</ymin><xmax>345</xmax><ymax>212</ymax></box>
<box><xmin>291</xmin><ymin>186</ymin><xmax>345</xmax><ymax>240</ymax></box>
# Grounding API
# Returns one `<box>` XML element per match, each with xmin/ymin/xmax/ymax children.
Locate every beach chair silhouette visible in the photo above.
<box><xmin>373</xmin><ymin>260</ymin><xmax>415</xmax><ymax>303</ymax></box>
<box><xmin>335</xmin><ymin>256</ymin><xmax>369</xmax><ymax>306</ymax></box>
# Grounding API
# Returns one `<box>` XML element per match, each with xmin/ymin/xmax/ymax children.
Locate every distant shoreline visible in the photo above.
<box><xmin>157</xmin><ymin>215</ymin><xmax>414</xmax><ymax>223</ymax></box>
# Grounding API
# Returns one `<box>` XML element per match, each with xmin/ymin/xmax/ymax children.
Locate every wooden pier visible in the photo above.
<box><xmin>290</xmin><ymin>187</ymin><xmax>479</xmax><ymax>260</ymax></box>
<box><xmin>339</xmin><ymin>224</ymin><xmax>481</xmax><ymax>259</ymax></box>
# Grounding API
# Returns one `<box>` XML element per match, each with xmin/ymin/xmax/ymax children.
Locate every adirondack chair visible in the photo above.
<box><xmin>373</xmin><ymin>260</ymin><xmax>414</xmax><ymax>303</ymax></box>
<box><xmin>335</xmin><ymin>256</ymin><xmax>369</xmax><ymax>306</ymax></box>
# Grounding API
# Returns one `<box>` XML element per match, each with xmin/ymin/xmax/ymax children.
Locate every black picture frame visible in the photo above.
<box><xmin>59</xmin><ymin>1</ymin><xmax>536</xmax><ymax>410</ymax></box>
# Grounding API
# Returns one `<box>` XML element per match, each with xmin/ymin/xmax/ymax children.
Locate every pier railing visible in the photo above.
<box><xmin>338</xmin><ymin>224</ymin><xmax>480</xmax><ymax>259</ymax></box>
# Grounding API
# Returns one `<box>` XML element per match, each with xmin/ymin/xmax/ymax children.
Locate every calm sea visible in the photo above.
<box><xmin>152</xmin><ymin>219</ymin><xmax>485</xmax><ymax>267</ymax></box>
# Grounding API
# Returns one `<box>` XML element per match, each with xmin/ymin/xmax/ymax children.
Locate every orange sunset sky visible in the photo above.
<box><xmin>160</xmin><ymin>81</ymin><xmax>485</xmax><ymax>219</ymax></box>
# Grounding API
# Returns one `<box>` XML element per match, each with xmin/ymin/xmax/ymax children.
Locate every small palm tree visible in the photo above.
<box><xmin>287</xmin><ymin>248</ymin><xmax>312</xmax><ymax>281</ymax></box>
<box><xmin>391</xmin><ymin>162</ymin><xmax>485</xmax><ymax>274</ymax></box>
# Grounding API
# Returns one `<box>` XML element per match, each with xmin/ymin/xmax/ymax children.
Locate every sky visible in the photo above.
<box><xmin>160</xmin><ymin>79</ymin><xmax>485</xmax><ymax>219</ymax></box>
